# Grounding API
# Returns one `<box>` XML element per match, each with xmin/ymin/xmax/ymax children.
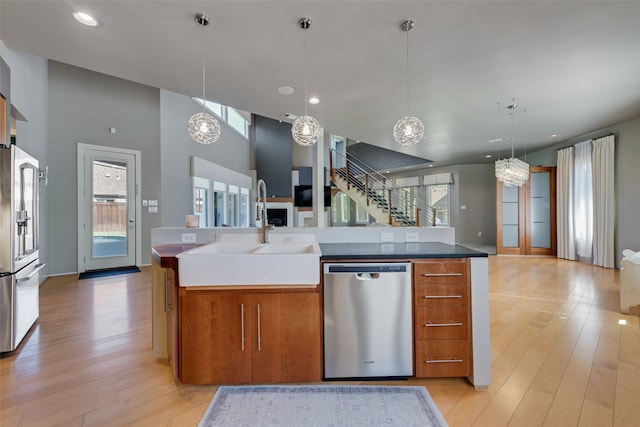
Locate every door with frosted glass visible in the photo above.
<box><xmin>496</xmin><ymin>166</ymin><xmax>556</xmax><ymax>256</ymax></box>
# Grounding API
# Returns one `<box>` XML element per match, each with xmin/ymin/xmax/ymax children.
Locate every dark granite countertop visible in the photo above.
<box><xmin>319</xmin><ymin>242</ymin><xmax>488</xmax><ymax>260</ymax></box>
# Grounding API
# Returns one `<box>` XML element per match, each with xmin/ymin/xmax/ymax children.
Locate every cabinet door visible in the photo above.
<box><xmin>251</xmin><ymin>294</ymin><xmax>282</xmax><ymax>383</ymax></box>
<box><xmin>251</xmin><ymin>293</ymin><xmax>322</xmax><ymax>383</ymax></box>
<box><xmin>165</xmin><ymin>268</ymin><xmax>179</xmax><ymax>380</ymax></box>
<box><xmin>278</xmin><ymin>293</ymin><xmax>322</xmax><ymax>382</ymax></box>
<box><xmin>151</xmin><ymin>258</ymin><xmax>168</xmax><ymax>360</ymax></box>
<box><xmin>180</xmin><ymin>293</ymin><xmax>252</xmax><ymax>384</ymax></box>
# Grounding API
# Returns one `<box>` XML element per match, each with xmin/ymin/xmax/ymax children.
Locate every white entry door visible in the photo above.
<box><xmin>77</xmin><ymin>143</ymin><xmax>141</xmax><ymax>272</ymax></box>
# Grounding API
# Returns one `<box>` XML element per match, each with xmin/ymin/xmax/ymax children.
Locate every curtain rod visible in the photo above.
<box><xmin>556</xmin><ymin>133</ymin><xmax>615</xmax><ymax>150</ymax></box>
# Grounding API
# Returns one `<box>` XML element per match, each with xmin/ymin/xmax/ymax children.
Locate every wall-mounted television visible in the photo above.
<box><xmin>294</xmin><ymin>185</ymin><xmax>332</xmax><ymax>207</ymax></box>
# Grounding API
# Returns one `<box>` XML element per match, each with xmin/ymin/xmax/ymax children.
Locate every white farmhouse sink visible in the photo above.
<box><xmin>176</xmin><ymin>241</ymin><xmax>321</xmax><ymax>286</ymax></box>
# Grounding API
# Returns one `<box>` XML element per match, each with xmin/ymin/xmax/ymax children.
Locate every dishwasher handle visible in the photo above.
<box><xmin>356</xmin><ymin>272</ymin><xmax>380</xmax><ymax>280</ymax></box>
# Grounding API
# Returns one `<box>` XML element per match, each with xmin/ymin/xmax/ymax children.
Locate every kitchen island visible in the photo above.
<box><xmin>151</xmin><ymin>236</ymin><xmax>490</xmax><ymax>389</ymax></box>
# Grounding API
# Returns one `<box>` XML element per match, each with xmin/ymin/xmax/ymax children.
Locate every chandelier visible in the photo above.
<box><xmin>495</xmin><ymin>102</ymin><xmax>529</xmax><ymax>187</ymax></box>
<box><xmin>393</xmin><ymin>19</ymin><xmax>424</xmax><ymax>147</ymax></box>
<box><xmin>188</xmin><ymin>13</ymin><xmax>221</xmax><ymax>144</ymax></box>
<box><xmin>291</xmin><ymin>17</ymin><xmax>320</xmax><ymax>147</ymax></box>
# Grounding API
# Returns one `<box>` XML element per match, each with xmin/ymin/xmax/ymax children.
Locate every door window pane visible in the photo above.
<box><xmin>92</xmin><ymin>160</ymin><xmax>128</xmax><ymax>258</ymax></box>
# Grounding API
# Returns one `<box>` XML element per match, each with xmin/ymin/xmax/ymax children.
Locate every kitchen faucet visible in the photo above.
<box><xmin>257</xmin><ymin>179</ymin><xmax>274</xmax><ymax>243</ymax></box>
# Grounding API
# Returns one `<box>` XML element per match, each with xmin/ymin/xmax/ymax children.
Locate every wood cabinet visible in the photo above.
<box><xmin>413</xmin><ymin>258</ymin><xmax>471</xmax><ymax>378</ymax></box>
<box><xmin>179</xmin><ymin>288</ymin><xmax>321</xmax><ymax>385</ymax></box>
<box><xmin>151</xmin><ymin>257</ymin><xmax>180</xmax><ymax>377</ymax></box>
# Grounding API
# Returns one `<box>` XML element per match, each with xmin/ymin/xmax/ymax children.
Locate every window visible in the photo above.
<box><xmin>426</xmin><ymin>184</ymin><xmax>449</xmax><ymax>226</ymax></box>
<box><xmin>194</xmin><ymin>186</ymin><xmax>209</xmax><ymax>227</ymax></box>
<box><xmin>240</xmin><ymin>188</ymin><xmax>250</xmax><ymax>227</ymax></box>
<box><xmin>332</xmin><ymin>192</ymin><xmax>349</xmax><ymax>226</ymax></box>
<box><xmin>355</xmin><ymin>202</ymin><xmax>368</xmax><ymax>224</ymax></box>
<box><xmin>193</xmin><ymin>98</ymin><xmax>250</xmax><ymax>139</ymax></box>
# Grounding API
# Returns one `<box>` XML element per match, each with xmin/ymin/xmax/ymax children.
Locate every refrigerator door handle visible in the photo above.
<box><xmin>17</xmin><ymin>263</ymin><xmax>46</xmax><ymax>283</ymax></box>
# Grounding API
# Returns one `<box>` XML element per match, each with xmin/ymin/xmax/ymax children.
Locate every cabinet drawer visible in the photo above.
<box><xmin>415</xmin><ymin>284</ymin><xmax>468</xmax><ymax>306</ymax></box>
<box><xmin>414</xmin><ymin>259</ymin><xmax>469</xmax><ymax>285</ymax></box>
<box><xmin>415</xmin><ymin>306</ymin><xmax>469</xmax><ymax>340</ymax></box>
<box><xmin>415</xmin><ymin>340</ymin><xmax>470</xmax><ymax>378</ymax></box>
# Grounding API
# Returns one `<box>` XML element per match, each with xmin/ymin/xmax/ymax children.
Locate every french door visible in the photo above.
<box><xmin>77</xmin><ymin>143</ymin><xmax>141</xmax><ymax>272</ymax></box>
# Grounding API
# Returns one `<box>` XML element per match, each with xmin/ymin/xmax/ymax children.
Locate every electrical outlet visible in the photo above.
<box><xmin>405</xmin><ymin>232</ymin><xmax>419</xmax><ymax>242</ymax></box>
<box><xmin>142</xmin><ymin>200</ymin><xmax>148</xmax><ymax>207</ymax></box>
<box><xmin>182</xmin><ymin>233</ymin><xmax>197</xmax><ymax>243</ymax></box>
<box><xmin>380</xmin><ymin>232</ymin><xmax>394</xmax><ymax>242</ymax></box>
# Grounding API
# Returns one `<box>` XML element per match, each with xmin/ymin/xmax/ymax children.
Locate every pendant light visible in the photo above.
<box><xmin>188</xmin><ymin>13</ymin><xmax>221</xmax><ymax>144</ymax></box>
<box><xmin>495</xmin><ymin>101</ymin><xmax>529</xmax><ymax>187</ymax></box>
<box><xmin>393</xmin><ymin>19</ymin><xmax>424</xmax><ymax>147</ymax></box>
<box><xmin>291</xmin><ymin>17</ymin><xmax>320</xmax><ymax>147</ymax></box>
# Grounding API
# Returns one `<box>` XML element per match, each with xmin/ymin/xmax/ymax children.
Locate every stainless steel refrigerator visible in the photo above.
<box><xmin>0</xmin><ymin>144</ymin><xmax>45</xmax><ymax>353</ymax></box>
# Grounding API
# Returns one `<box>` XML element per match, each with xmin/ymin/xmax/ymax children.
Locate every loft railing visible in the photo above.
<box><xmin>330</xmin><ymin>149</ymin><xmax>435</xmax><ymax>226</ymax></box>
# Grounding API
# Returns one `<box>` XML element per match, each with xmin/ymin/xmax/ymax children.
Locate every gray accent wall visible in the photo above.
<box><xmin>48</xmin><ymin>61</ymin><xmax>160</xmax><ymax>273</ymax></box>
<box><xmin>0</xmin><ymin>45</ymin><xmax>49</xmax><ymax>281</ymax></box>
<box><xmin>254</xmin><ymin>115</ymin><xmax>293</xmax><ymax>197</ymax></box>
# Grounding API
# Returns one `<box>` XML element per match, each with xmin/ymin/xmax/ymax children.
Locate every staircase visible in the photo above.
<box><xmin>329</xmin><ymin>149</ymin><xmax>435</xmax><ymax>227</ymax></box>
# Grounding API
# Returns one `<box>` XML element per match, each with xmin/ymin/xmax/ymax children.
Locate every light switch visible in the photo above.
<box><xmin>148</xmin><ymin>200</ymin><xmax>158</xmax><ymax>207</ymax></box>
<box><xmin>460</xmin><ymin>205</ymin><xmax>467</xmax><ymax>210</ymax></box>
<box><xmin>148</xmin><ymin>206</ymin><xmax>158</xmax><ymax>213</ymax></box>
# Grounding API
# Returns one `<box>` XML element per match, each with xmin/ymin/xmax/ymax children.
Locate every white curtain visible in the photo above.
<box><xmin>557</xmin><ymin>147</ymin><xmax>575</xmax><ymax>260</ymax></box>
<box><xmin>574</xmin><ymin>141</ymin><xmax>593</xmax><ymax>261</ymax></box>
<box><xmin>592</xmin><ymin>135</ymin><xmax>615</xmax><ymax>268</ymax></box>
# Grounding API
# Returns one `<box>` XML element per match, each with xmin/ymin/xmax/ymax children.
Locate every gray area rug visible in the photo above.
<box><xmin>198</xmin><ymin>385</ymin><xmax>449</xmax><ymax>426</ymax></box>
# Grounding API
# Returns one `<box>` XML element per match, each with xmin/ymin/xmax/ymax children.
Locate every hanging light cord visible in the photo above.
<box><xmin>405</xmin><ymin>26</ymin><xmax>410</xmax><ymax>115</ymax></box>
<box><xmin>201</xmin><ymin>24</ymin><xmax>206</xmax><ymax>111</ymax></box>
<box><xmin>303</xmin><ymin>22</ymin><xmax>309</xmax><ymax>117</ymax></box>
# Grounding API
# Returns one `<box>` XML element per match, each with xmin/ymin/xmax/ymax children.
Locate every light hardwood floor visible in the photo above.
<box><xmin>1</xmin><ymin>256</ymin><xmax>639</xmax><ymax>426</ymax></box>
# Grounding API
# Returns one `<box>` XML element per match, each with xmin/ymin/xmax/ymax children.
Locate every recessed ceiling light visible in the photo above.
<box><xmin>484</xmin><ymin>154</ymin><xmax>492</xmax><ymax>158</ymax></box>
<box><xmin>550</xmin><ymin>134</ymin><xmax>558</xmax><ymax>138</ymax></box>
<box><xmin>308</xmin><ymin>96</ymin><xmax>320</xmax><ymax>105</ymax></box>
<box><xmin>73</xmin><ymin>11</ymin><xmax>98</xmax><ymax>27</ymax></box>
<box><xmin>277</xmin><ymin>86</ymin><xmax>294</xmax><ymax>95</ymax></box>
<box><xmin>428</xmin><ymin>164</ymin><xmax>434</xmax><ymax>168</ymax></box>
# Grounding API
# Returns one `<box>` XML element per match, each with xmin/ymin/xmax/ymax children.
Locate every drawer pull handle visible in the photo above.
<box><xmin>422</xmin><ymin>273</ymin><xmax>463</xmax><ymax>277</ymax></box>
<box><xmin>425</xmin><ymin>322</ymin><xmax>463</xmax><ymax>327</ymax></box>
<box><xmin>426</xmin><ymin>358</ymin><xmax>464</xmax><ymax>364</ymax></box>
<box><xmin>423</xmin><ymin>295</ymin><xmax>462</xmax><ymax>299</ymax></box>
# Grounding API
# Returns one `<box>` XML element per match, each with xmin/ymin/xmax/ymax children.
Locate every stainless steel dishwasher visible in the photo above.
<box><xmin>323</xmin><ymin>262</ymin><xmax>413</xmax><ymax>379</ymax></box>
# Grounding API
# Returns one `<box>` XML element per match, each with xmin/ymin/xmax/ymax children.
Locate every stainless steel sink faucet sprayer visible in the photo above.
<box><xmin>257</xmin><ymin>179</ymin><xmax>274</xmax><ymax>243</ymax></box>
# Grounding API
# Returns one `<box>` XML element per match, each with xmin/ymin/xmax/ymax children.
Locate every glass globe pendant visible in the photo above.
<box><xmin>393</xmin><ymin>115</ymin><xmax>424</xmax><ymax>146</ymax></box>
<box><xmin>291</xmin><ymin>17</ymin><xmax>320</xmax><ymax>147</ymax></box>
<box><xmin>394</xmin><ymin>19</ymin><xmax>424</xmax><ymax>147</ymax></box>
<box><xmin>188</xmin><ymin>13</ymin><xmax>221</xmax><ymax>145</ymax></box>
<box><xmin>188</xmin><ymin>111</ymin><xmax>221</xmax><ymax>144</ymax></box>
<box><xmin>292</xmin><ymin>115</ymin><xmax>320</xmax><ymax>146</ymax></box>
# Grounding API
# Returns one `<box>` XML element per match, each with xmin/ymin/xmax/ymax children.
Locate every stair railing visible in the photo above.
<box><xmin>330</xmin><ymin>149</ymin><xmax>435</xmax><ymax>226</ymax></box>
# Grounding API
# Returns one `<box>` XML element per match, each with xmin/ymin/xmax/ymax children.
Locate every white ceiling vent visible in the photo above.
<box><xmin>280</xmin><ymin>113</ymin><xmax>298</xmax><ymax>120</ymax></box>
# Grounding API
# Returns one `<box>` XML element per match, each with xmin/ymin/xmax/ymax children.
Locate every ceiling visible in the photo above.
<box><xmin>2</xmin><ymin>1</ymin><xmax>640</xmax><ymax>168</ymax></box>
